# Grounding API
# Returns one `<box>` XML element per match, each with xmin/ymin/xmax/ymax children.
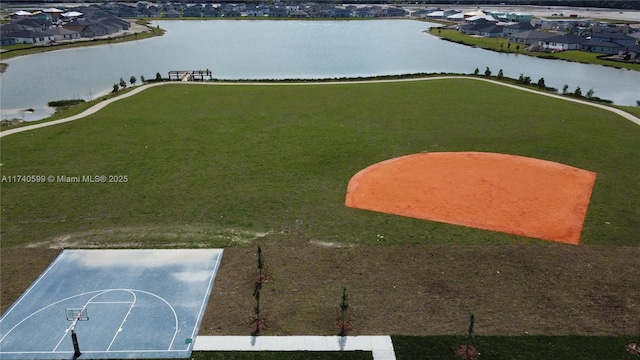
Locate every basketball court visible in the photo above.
<box><xmin>0</xmin><ymin>249</ymin><xmax>223</xmax><ymax>359</ymax></box>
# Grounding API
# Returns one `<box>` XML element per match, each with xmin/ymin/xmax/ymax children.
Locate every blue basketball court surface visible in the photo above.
<box><xmin>0</xmin><ymin>249</ymin><xmax>223</xmax><ymax>359</ymax></box>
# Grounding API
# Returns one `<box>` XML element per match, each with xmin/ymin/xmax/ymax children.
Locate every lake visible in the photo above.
<box><xmin>1</xmin><ymin>19</ymin><xmax>639</xmax><ymax>121</ymax></box>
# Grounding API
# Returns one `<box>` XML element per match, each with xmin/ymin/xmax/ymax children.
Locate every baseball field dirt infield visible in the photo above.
<box><xmin>345</xmin><ymin>152</ymin><xmax>597</xmax><ymax>245</ymax></box>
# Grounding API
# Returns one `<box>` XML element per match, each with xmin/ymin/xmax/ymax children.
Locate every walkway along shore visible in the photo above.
<box><xmin>1</xmin><ymin>76</ymin><xmax>638</xmax><ymax>139</ymax></box>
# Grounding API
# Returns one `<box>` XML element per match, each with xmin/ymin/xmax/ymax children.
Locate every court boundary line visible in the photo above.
<box><xmin>187</xmin><ymin>251</ymin><xmax>224</xmax><ymax>350</ymax></box>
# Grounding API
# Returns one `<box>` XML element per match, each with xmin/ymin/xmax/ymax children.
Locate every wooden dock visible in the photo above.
<box><xmin>168</xmin><ymin>70</ymin><xmax>212</xmax><ymax>82</ymax></box>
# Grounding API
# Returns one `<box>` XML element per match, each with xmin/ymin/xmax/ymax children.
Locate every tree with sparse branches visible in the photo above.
<box><xmin>155</xmin><ymin>72</ymin><xmax>163</xmax><ymax>81</ymax></box>
<box><xmin>484</xmin><ymin>67</ymin><xmax>491</xmax><ymax>77</ymax></box>
<box><xmin>562</xmin><ymin>84</ymin><xmax>569</xmax><ymax>94</ymax></box>
<box><xmin>497</xmin><ymin>69</ymin><xmax>504</xmax><ymax>79</ymax></box>
<box><xmin>466</xmin><ymin>314</ymin><xmax>475</xmax><ymax>358</ymax></box>
<box><xmin>130</xmin><ymin>76</ymin><xmax>137</xmax><ymax>86</ymax></box>
<box><xmin>473</xmin><ymin>68</ymin><xmax>479</xmax><ymax>75</ymax></box>
<box><xmin>336</xmin><ymin>288</ymin><xmax>353</xmax><ymax>337</ymax></box>
<box><xmin>119</xmin><ymin>78</ymin><xmax>127</xmax><ymax>89</ymax></box>
<box><xmin>251</xmin><ymin>246</ymin><xmax>268</xmax><ymax>336</ymax></box>
<box><xmin>112</xmin><ymin>84</ymin><xmax>119</xmax><ymax>93</ymax></box>
<box><xmin>586</xmin><ymin>88</ymin><xmax>595</xmax><ymax>99</ymax></box>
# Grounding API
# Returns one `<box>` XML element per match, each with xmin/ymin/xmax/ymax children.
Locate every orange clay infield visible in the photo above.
<box><xmin>345</xmin><ymin>152</ymin><xmax>597</xmax><ymax>245</ymax></box>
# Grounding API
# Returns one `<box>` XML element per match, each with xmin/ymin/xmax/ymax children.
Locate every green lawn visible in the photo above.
<box><xmin>392</xmin><ymin>335</ymin><xmax>639</xmax><ymax>360</ymax></box>
<box><xmin>1</xmin><ymin>79</ymin><xmax>639</xmax><ymax>248</ymax></box>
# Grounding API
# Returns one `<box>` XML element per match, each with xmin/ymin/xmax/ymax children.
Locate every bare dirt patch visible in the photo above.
<box><xmin>346</xmin><ymin>152</ymin><xmax>596</xmax><ymax>245</ymax></box>
<box><xmin>3</xmin><ymin>235</ymin><xmax>639</xmax><ymax>337</ymax></box>
<box><xmin>200</xmin><ymin>234</ymin><xmax>640</xmax><ymax>336</ymax></box>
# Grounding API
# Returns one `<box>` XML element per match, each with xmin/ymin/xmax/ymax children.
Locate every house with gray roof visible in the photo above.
<box><xmin>581</xmin><ymin>39</ymin><xmax>622</xmax><ymax>55</ymax></box>
<box><xmin>538</xmin><ymin>34</ymin><xmax>585</xmax><ymax>51</ymax></box>
<box><xmin>331</xmin><ymin>8</ymin><xmax>351</xmax><ymax>18</ymax></box>
<box><xmin>502</xmin><ymin>21</ymin><xmax>534</xmax><ymax>37</ymax></box>
<box><xmin>2</xmin><ymin>30</ymin><xmax>54</xmax><ymax>44</ymax></box>
<box><xmin>590</xmin><ymin>32</ymin><xmax>636</xmax><ymax>48</ymax></box>
<box><xmin>45</xmin><ymin>26</ymin><xmax>81</xmax><ymax>41</ymax></box>
<box><xmin>507</xmin><ymin>29</ymin><xmax>555</xmax><ymax>45</ymax></box>
<box><xmin>480</xmin><ymin>24</ymin><xmax>504</xmax><ymax>38</ymax></box>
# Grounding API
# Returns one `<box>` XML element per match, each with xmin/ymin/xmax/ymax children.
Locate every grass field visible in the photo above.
<box><xmin>1</xmin><ymin>79</ymin><xmax>639</xmax><ymax>357</ymax></box>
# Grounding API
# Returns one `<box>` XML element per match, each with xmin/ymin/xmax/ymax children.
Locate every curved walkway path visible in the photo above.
<box><xmin>1</xmin><ymin>76</ymin><xmax>638</xmax><ymax>139</ymax></box>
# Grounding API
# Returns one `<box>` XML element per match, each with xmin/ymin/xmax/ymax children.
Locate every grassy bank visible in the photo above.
<box><xmin>0</xmin><ymin>20</ymin><xmax>163</xmax><ymax>60</ymax></box>
<box><xmin>429</xmin><ymin>28</ymin><xmax>640</xmax><ymax>72</ymax></box>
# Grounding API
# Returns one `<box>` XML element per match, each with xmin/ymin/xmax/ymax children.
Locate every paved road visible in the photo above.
<box><xmin>1</xmin><ymin>77</ymin><xmax>638</xmax><ymax>139</ymax></box>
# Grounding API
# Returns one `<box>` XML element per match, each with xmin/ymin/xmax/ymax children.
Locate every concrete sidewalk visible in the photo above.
<box><xmin>193</xmin><ymin>336</ymin><xmax>396</xmax><ymax>360</ymax></box>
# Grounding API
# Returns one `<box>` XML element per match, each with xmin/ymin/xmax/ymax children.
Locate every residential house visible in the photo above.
<box><xmin>590</xmin><ymin>32</ymin><xmax>636</xmax><ymax>48</ymax></box>
<box><xmin>502</xmin><ymin>21</ymin><xmax>534</xmax><ymax>37</ymax></box>
<box><xmin>203</xmin><ymin>8</ymin><xmax>222</xmax><ymax>18</ymax></box>
<box><xmin>507</xmin><ymin>29</ymin><xmax>555</xmax><ymax>45</ymax></box>
<box><xmin>45</xmin><ymin>26</ymin><xmax>81</xmax><ymax>41</ymax></box>
<box><xmin>480</xmin><ymin>24</ymin><xmax>504</xmax><ymax>38</ymax></box>
<box><xmin>310</xmin><ymin>10</ymin><xmax>331</xmax><ymax>18</ymax></box>
<box><xmin>268</xmin><ymin>7</ymin><xmax>288</xmax><ymax>18</ymax></box>
<box><xmin>459</xmin><ymin>20</ymin><xmax>495</xmax><ymax>35</ymax></box>
<box><xmin>290</xmin><ymin>10</ymin><xmax>308</xmax><ymax>18</ymax></box>
<box><xmin>505</xmin><ymin>12</ymin><xmax>532</xmax><ymax>22</ymax></box>
<box><xmin>538</xmin><ymin>34</ymin><xmax>585</xmax><ymax>51</ymax></box>
<box><xmin>3</xmin><ymin>30</ymin><xmax>54</xmax><ymax>44</ymax></box>
<box><xmin>581</xmin><ymin>39</ymin><xmax>622</xmax><ymax>55</ymax></box>
<box><xmin>1</xmin><ymin>22</ymin><xmax>38</xmax><ymax>34</ymax></box>
<box><xmin>385</xmin><ymin>7</ymin><xmax>408</xmax><ymax>17</ymax></box>
<box><xmin>331</xmin><ymin>8</ymin><xmax>351</xmax><ymax>18</ymax></box>
<box><xmin>354</xmin><ymin>7</ymin><xmax>374</xmax><ymax>18</ymax></box>
<box><xmin>183</xmin><ymin>5</ymin><xmax>203</xmax><ymax>18</ymax></box>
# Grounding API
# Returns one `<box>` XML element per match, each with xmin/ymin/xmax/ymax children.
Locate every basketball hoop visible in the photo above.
<box><xmin>65</xmin><ymin>308</ymin><xmax>89</xmax><ymax>322</ymax></box>
<box><xmin>64</xmin><ymin>308</ymin><xmax>88</xmax><ymax>359</ymax></box>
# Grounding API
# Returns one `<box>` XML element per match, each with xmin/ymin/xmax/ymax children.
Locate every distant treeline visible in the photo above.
<box><xmin>5</xmin><ymin>0</ymin><xmax>640</xmax><ymax>9</ymax></box>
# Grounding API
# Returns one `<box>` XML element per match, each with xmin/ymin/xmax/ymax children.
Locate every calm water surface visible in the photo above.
<box><xmin>2</xmin><ymin>20</ymin><xmax>639</xmax><ymax>120</ymax></box>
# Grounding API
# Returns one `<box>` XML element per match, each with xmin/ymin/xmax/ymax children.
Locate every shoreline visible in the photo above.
<box><xmin>2</xmin><ymin>76</ymin><xmax>638</xmax><ymax>138</ymax></box>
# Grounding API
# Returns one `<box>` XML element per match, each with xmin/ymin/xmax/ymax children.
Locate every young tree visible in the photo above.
<box><xmin>337</xmin><ymin>288</ymin><xmax>352</xmax><ymax>336</ymax></box>
<box><xmin>466</xmin><ymin>314</ymin><xmax>475</xmax><ymax>359</ymax></box>
<box><xmin>523</xmin><ymin>76</ymin><xmax>531</xmax><ymax>85</ymax></box>
<box><xmin>518</xmin><ymin>73</ymin><xmax>525</xmax><ymax>83</ymax></box>
<box><xmin>251</xmin><ymin>246</ymin><xmax>268</xmax><ymax>336</ymax></box>
<box><xmin>129</xmin><ymin>76</ymin><xmax>137</xmax><ymax>86</ymax></box>
<box><xmin>155</xmin><ymin>72</ymin><xmax>163</xmax><ymax>81</ymax></box>
<box><xmin>586</xmin><ymin>88</ymin><xmax>595</xmax><ymax>99</ymax></box>
<box><xmin>140</xmin><ymin>75</ymin><xmax>145</xmax><ymax>83</ymax></box>
<box><xmin>119</xmin><ymin>77</ymin><xmax>127</xmax><ymax>89</ymax></box>
<box><xmin>562</xmin><ymin>84</ymin><xmax>569</xmax><ymax>94</ymax></box>
<box><xmin>484</xmin><ymin>67</ymin><xmax>491</xmax><ymax>77</ymax></box>
<box><xmin>112</xmin><ymin>84</ymin><xmax>119</xmax><ymax>93</ymax></box>
<box><xmin>574</xmin><ymin>86</ymin><xmax>582</xmax><ymax>97</ymax></box>
<box><xmin>473</xmin><ymin>68</ymin><xmax>479</xmax><ymax>75</ymax></box>
<box><xmin>537</xmin><ymin>77</ymin><xmax>546</xmax><ymax>89</ymax></box>
<box><xmin>497</xmin><ymin>69</ymin><xmax>504</xmax><ymax>79</ymax></box>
